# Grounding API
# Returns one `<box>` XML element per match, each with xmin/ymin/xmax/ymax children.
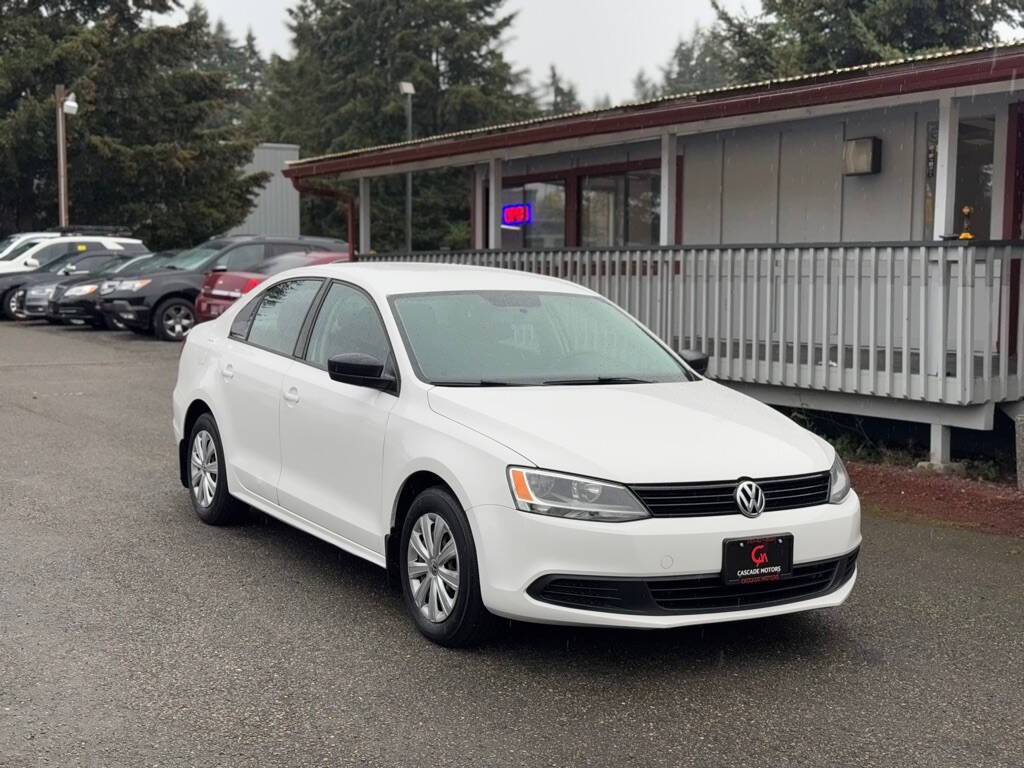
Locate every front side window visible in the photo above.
<box><xmin>34</xmin><ymin>242</ymin><xmax>77</xmax><ymax>267</ymax></box>
<box><xmin>390</xmin><ymin>290</ymin><xmax>691</xmax><ymax>386</ymax></box>
<box><xmin>305</xmin><ymin>282</ymin><xmax>391</xmax><ymax>369</ymax></box>
<box><xmin>245</xmin><ymin>278</ymin><xmax>322</xmax><ymax>355</ymax></box>
<box><xmin>1</xmin><ymin>239</ymin><xmax>44</xmax><ymax>261</ymax></box>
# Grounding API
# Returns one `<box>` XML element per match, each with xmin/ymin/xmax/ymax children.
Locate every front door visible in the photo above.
<box><xmin>277</xmin><ymin>281</ymin><xmax>398</xmax><ymax>553</ymax></box>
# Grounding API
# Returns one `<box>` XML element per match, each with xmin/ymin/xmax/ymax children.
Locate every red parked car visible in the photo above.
<box><xmin>196</xmin><ymin>251</ymin><xmax>351</xmax><ymax>322</ymax></box>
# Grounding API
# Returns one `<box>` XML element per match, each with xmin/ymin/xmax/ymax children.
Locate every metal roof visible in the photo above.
<box><xmin>287</xmin><ymin>39</ymin><xmax>1024</xmax><ymax>170</ymax></box>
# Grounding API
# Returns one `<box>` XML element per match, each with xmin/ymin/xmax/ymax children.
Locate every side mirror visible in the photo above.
<box><xmin>679</xmin><ymin>349</ymin><xmax>709</xmax><ymax>376</ymax></box>
<box><xmin>328</xmin><ymin>353</ymin><xmax>397</xmax><ymax>393</ymax></box>
<box><xmin>24</xmin><ymin>257</ymin><xmax>39</xmax><ymax>269</ymax></box>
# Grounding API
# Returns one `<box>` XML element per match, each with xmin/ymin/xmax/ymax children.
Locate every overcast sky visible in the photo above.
<box><xmin>169</xmin><ymin>0</ymin><xmax>758</xmax><ymax>105</ymax></box>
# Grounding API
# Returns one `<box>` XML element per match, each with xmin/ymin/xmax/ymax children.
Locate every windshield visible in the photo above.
<box><xmin>111</xmin><ymin>255</ymin><xmax>153</xmax><ymax>274</ymax></box>
<box><xmin>158</xmin><ymin>241</ymin><xmax>230</xmax><ymax>272</ymax></box>
<box><xmin>1</xmin><ymin>239</ymin><xmax>43</xmax><ymax>261</ymax></box>
<box><xmin>390</xmin><ymin>290</ymin><xmax>693</xmax><ymax>386</ymax></box>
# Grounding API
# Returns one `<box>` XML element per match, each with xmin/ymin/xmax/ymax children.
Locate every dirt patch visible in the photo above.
<box><xmin>849</xmin><ymin>461</ymin><xmax>1024</xmax><ymax>538</ymax></box>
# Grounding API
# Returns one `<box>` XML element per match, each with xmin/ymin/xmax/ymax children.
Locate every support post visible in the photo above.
<box><xmin>933</xmin><ymin>95</ymin><xmax>959</xmax><ymax>240</ymax></box>
<box><xmin>473</xmin><ymin>165</ymin><xmax>487</xmax><ymax>250</ymax></box>
<box><xmin>55</xmin><ymin>84</ymin><xmax>69</xmax><ymax>229</ymax></box>
<box><xmin>659</xmin><ymin>133</ymin><xmax>678</xmax><ymax>246</ymax></box>
<box><xmin>1016</xmin><ymin>414</ymin><xmax>1024</xmax><ymax>492</ymax></box>
<box><xmin>358</xmin><ymin>177</ymin><xmax>371</xmax><ymax>255</ymax></box>
<box><xmin>929</xmin><ymin>423</ymin><xmax>952</xmax><ymax>465</ymax></box>
<box><xmin>488</xmin><ymin>157</ymin><xmax>503</xmax><ymax>250</ymax></box>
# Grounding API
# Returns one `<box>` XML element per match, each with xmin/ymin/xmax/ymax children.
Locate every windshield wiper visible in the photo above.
<box><xmin>432</xmin><ymin>380</ymin><xmax>526</xmax><ymax>387</ymax></box>
<box><xmin>541</xmin><ymin>377</ymin><xmax>653</xmax><ymax>385</ymax></box>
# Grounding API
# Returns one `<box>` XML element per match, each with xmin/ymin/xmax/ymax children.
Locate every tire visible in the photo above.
<box><xmin>153</xmin><ymin>297</ymin><xmax>196</xmax><ymax>342</ymax></box>
<box><xmin>186</xmin><ymin>413</ymin><xmax>243</xmax><ymax>526</ymax></box>
<box><xmin>399</xmin><ymin>487</ymin><xmax>495</xmax><ymax>647</ymax></box>
<box><xmin>2</xmin><ymin>289</ymin><xmax>21</xmax><ymax>321</ymax></box>
<box><xmin>94</xmin><ymin>313</ymin><xmax>125</xmax><ymax>331</ymax></box>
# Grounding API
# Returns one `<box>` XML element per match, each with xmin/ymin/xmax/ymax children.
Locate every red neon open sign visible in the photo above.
<box><xmin>502</xmin><ymin>203</ymin><xmax>532</xmax><ymax>226</ymax></box>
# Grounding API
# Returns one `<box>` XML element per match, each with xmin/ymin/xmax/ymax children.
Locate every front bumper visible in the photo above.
<box><xmin>23</xmin><ymin>296</ymin><xmax>51</xmax><ymax>317</ymax></box>
<box><xmin>101</xmin><ymin>298</ymin><xmax>151</xmax><ymax>330</ymax></box>
<box><xmin>48</xmin><ymin>297</ymin><xmax>103</xmax><ymax>324</ymax></box>
<box><xmin>469</xmin><ymin>491</ymin><xmax>861</xmax><ymax>628</ymax></box>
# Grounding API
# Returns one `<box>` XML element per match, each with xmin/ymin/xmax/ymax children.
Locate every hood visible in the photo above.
<box><xmin>427</xmin><ymin>380</ymin><xmax>833</xmax><ymax>484</ymax></box>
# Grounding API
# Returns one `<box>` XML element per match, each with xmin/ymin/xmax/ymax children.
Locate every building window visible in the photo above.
<box><xmin>954</xmin><ymin>116</ymin><xmax>994</xmax><ymax>240</ymax></box>
<box><xmin>501</xmin><ymin>181</ymin><xmax>566</xmax><ymax>249</ymax></box>
<box><xmin>581</xmin><ymin>169</ymin><xmax>660</xmax><ymax>247</ymax></box>
<box><xmin>924</xmin><ymin>116</ymin><xmax>995</xmax><ymax>239</ymax></box>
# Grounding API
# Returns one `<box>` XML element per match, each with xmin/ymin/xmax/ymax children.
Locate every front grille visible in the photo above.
<box><xmin>630</xmin><ymin>471</ymin><xmax>830</xmax><ymax>517</ymax></box>
<box><xmin>529</xmin><ymin>548</ymin><xmax>858</xmax><ymax>616</ymax></box>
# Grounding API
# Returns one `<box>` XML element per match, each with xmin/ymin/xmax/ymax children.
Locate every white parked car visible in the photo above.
<box><xmin>172</xmin><ymin>263</ymin><xmax>860</xmax><ymax>646</ymax></box>
<box><xmin>0</xmin><ymin>231</ymin><xmax>60</xmax><ymax>260</ymax></box>
<box><xmin>0</xmin><ymin>235</ymin><xmax>146</xmax><ymax>275</ymax></box>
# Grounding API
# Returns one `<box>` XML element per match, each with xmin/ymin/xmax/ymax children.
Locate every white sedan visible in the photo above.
<box><xmin>172</xmin><ymin>263</ymin><xmax>860</xmax><ymax>646</ymax></box>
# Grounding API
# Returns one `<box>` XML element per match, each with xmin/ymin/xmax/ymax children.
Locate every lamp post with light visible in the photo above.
<box><xmin>399</xmin><ymin>81</ymin><xmax>415</xmax><ymax>253</ymax></box>
<box><xmin>54</xmin><ymin>84</ymin><xmax>78</xmax><ymax>230</ymax></box>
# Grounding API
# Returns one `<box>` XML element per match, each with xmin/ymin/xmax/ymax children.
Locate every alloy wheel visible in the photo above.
<box><xmin>190</xmin><ymin>430</ymin><xmax>219</xmax><ymax>508</ymax></box>
<box><xmin>163</xmin><ymin>304</ymin><xmax>195</xmax><ymax>340</ymax></box>
<box><xmin>407</xmin><ymin>512</ymin><xmax>460</xmax><ymax>623</ymax></box>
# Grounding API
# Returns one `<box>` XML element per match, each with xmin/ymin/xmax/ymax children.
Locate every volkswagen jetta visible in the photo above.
<box><xmin>172</xmin><ymin>263</ymin><xmax>860</xmax><ymax>646</ymax></box>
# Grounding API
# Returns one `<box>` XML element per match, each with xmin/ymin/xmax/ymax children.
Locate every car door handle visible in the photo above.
<box><xmin>221</xmin><ymin>363</ymin><xmax>234</xmax><ymax>380</ymax></box>
<box><xmin>283</xmin><ymin>387</ymin><xmax>300</xmax><ymax>404</ymax></box>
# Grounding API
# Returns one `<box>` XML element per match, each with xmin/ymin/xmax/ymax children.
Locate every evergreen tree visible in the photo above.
<box><xmin>631</xmin><ymin>70</ymin><xmax>660</xmax><ymax>102</ymax></box>
<box><xmin>0</xmin><ymin>0</ymin><xmax>267</xmax><ymax>247</ymax></box>
<box><xmin>661</xmin><ymin>23</ymin><xmax>730</xmax><ymax>94</ymax></box>
<box><xmin>542</xmin><ymin>65</ymin><xmax>582</xmax><ymax>115</ymax></box>
<box><xmin>266</xmin><ymin>0</ymin><xmax>537</xmax><ymax>251</ymax></box>
<box><xmin>713</xmin><ymin>0</ymin><xmax>1024</xmax><ymax>82</ymax></box>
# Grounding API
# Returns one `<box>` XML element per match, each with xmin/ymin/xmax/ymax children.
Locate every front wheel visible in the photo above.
<box><xmin>154</xmin><ymin>298</ymin><xmax>195</xmax><ymax>341</ymax></box>
<box><xmin>400</xmin><ymin>487</ymin><xmax>495</xmax><ymax>647</ymax></box>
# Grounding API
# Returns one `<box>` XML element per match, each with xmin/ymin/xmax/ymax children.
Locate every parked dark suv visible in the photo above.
<box><xmin>100</xmin><ymin>235</ymin><xmax>349</xmax><ymax>341</ymax></box>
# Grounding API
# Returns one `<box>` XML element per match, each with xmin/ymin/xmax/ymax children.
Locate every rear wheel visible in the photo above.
<box><xmin>187</xmin><ymin>413</ymin><xmax>243</xmax><ymax>525</ymax></box>
<box><xmin>154</xmin><ymin>298</ymin><xmax>195</xmax><ymax>342</ymax></box>
<box><xmin>400</xmin><ymin>487</ymin><xmax>494</xmax><ymax>647</ymax></box>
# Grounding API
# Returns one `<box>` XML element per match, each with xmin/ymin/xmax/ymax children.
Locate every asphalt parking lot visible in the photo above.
<box><xmin>1</xmin><ymin>322</ymin><xmax>1022</xmax><ymax>768</ymax></box>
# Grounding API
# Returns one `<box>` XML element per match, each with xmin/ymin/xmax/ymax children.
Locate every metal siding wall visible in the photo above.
<box><xmin>841</xmin><ymin>110</ymin><xmax>916</xmax><ymax>242</ymax></box>
<box><xmin>681</xmin><ymin>134</ymin><xmax>723</xmax><ymax>245</ymax></box>
<box><xmin>778</xmin><ymin>122</ymin><xmax>844</xmax><ymax>242</ymax></box>
<box><xmin>228</xmin><ymin>143</ymin><xmax>300</xmax><ymax>237</ymax></box>
<box><xmin>721</xmin><ymin>128</ymin><xmax>780</xmax><ymax>244</ymax></box>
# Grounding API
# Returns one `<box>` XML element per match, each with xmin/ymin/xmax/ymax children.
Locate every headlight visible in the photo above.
<box><xmin>118</xmin><ymin>279</ymin><xmax>151</xmax><ymax>292</ymax></box>
<box><xmin>507</xmin><ymin>467</ymin><xmax>650</xmax><ymax>522</ymax></box>
<box><xmin>64</xmin><ymin>284</ymin><xmax>98</xmax><ymax>297</ymax></box>
<box><xmin>28</xmin><ymin>286</ymin><xmax>54</xmax><ymax>298</ymax></box>
<box><xmin>829</xmin><ymin>455</ymin><xmax>851</xmax><ymax>503</ymax></box>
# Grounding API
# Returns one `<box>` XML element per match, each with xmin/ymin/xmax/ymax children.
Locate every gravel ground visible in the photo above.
<box><xmin>1</xmin><ymin>321</ymin><xmax>1022</xmax><ymax>768</ymax></box>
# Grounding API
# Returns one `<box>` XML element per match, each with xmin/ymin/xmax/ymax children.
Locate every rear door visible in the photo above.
<box><xmin>216</xmin><ymin>277</ymin><xmax>323</xmax><ymax>503</ymax></box>
<box><xmin>277</xmin><ymin>280</ymin><xmax>399</xmax><ymax>552</ymax></box>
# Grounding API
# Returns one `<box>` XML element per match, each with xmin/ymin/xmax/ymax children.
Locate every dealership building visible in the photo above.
<box><xmin>283</xmin><ymin>43</ymin><xmax>1024</xmax><ymax>479</ymax></box>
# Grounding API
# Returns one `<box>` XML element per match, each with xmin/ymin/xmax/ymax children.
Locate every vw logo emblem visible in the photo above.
<box><xmin>735</xmin><ymin>479</ymin><xmax>766</xmax><ymax>518</ymax></box>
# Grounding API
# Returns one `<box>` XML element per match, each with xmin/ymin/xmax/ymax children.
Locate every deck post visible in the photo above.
<box><xmin>472</xmin><ymin>165</ymin><xmax>487</xmax><ymax>250</ymax></box>
<box><xmin>358</xmin><ymin>177</ymin><xmax>371</xmax><ymax>255</ymax></box>
<box><xmin>659</xmin><ymin>133</ymin><xmax>678</xmax><ymax>246</ymax></box>
<box><xmin>929</xmin><ymin>423</ymin><xmax>952</xmax><ymax>464</ymax></box>
<box><xmin>488</xmin><ymin>158</ymin><xmax>503</xmax><ymax>249</ymax></box>
<box><xmin>933</xmin><ymin>95</ymin><xmax>960</xmax><ymax>240</ymax></box>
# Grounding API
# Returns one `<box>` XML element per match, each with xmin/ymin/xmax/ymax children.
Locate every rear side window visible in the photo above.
<box><xmin>245</xmin><ymin>279</ymin><xmax>322</xmax><ymax>355</ymax></box>
<box><xmin>220</xmin><ymin>243</ymin><xmax>266</xmax><ymax>271</ymax></box>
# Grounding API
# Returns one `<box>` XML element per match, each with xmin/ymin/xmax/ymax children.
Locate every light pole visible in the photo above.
<box><xmin>54</xmin><ymin>85</ymin><xmax>78</xmax><ymax>230</ymax></box>
<box><xmin>399</xmin><ymin>81</ymin><xmax>415</xmax><ymax>253</ymax></box>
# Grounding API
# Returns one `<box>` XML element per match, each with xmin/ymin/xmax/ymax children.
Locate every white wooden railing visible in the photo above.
<box><xmin>363</xmin><ymin>244</ymin><xmax>1024</xmax><ymax>406</ymax></box>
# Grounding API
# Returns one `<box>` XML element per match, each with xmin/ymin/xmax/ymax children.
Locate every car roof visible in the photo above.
<box><xmin>287</xmin><ymin>261</ymin><xmax>592</xmax><ymax>297</ymax></box>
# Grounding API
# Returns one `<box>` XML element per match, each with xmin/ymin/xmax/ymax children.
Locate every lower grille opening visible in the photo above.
<box><xmin>528</xmin><ymin>548</ymin><xmax>859</xmax><ymax>616</ymax></box>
